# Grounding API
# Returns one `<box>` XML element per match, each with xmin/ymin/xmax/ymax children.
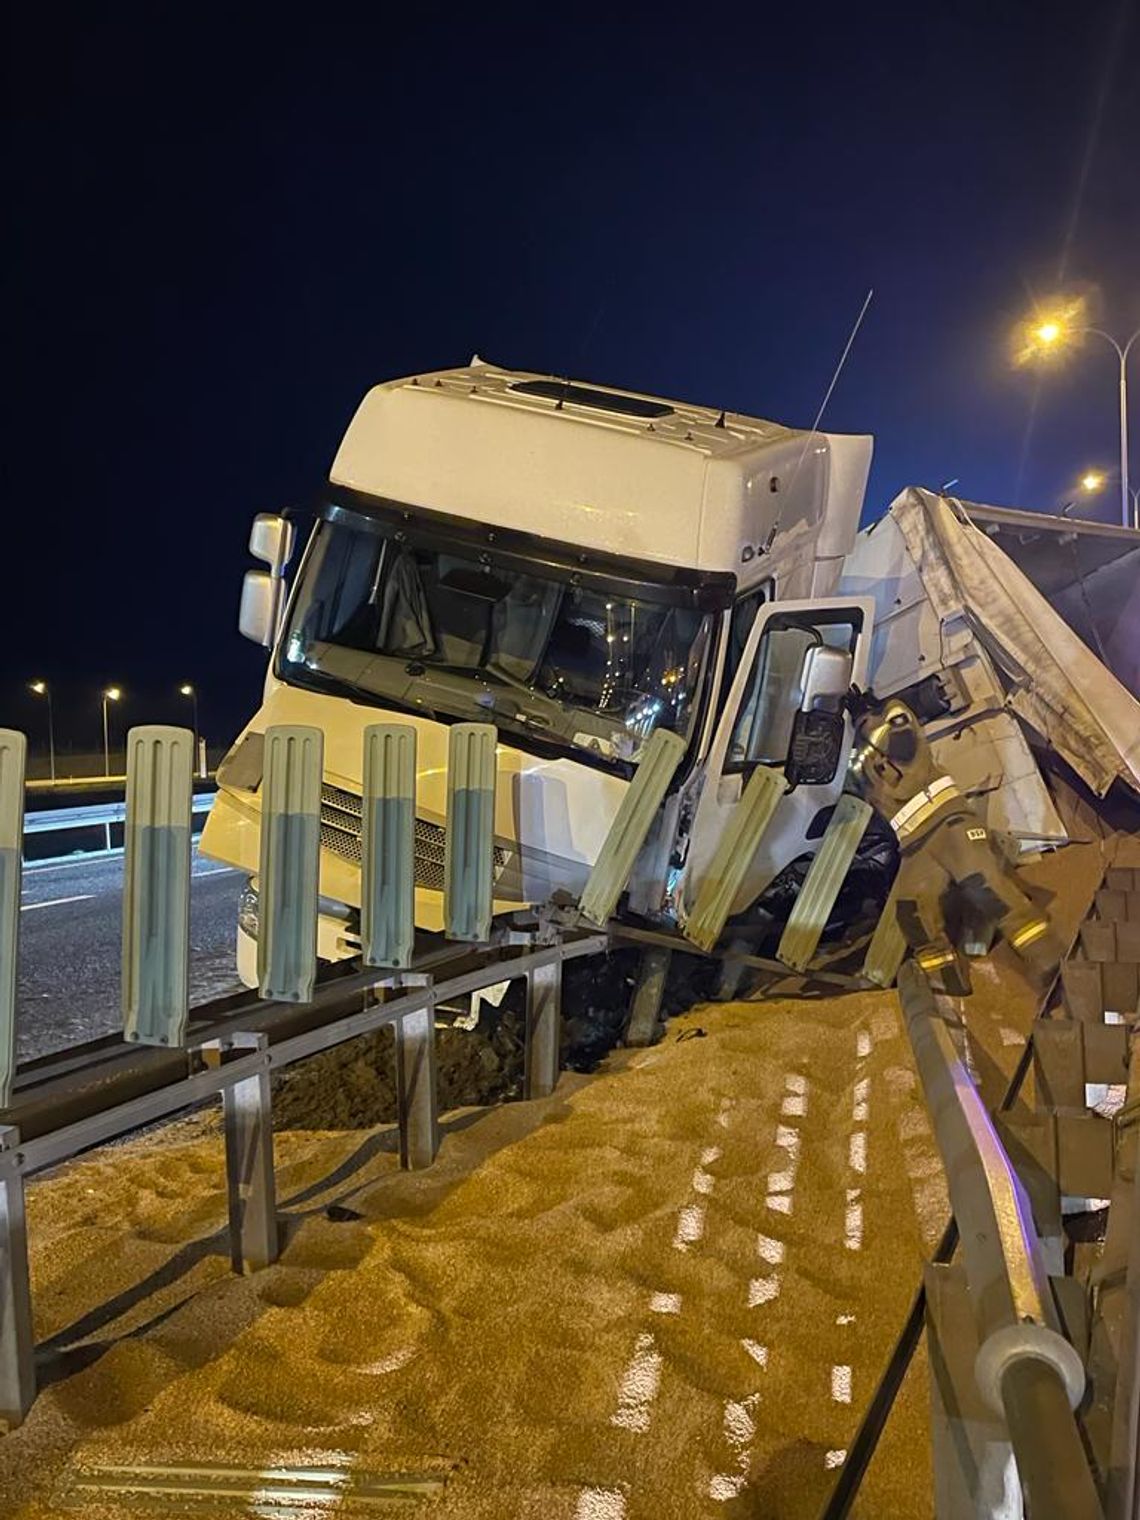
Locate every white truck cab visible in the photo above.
<box><xmin>201</xmin><ymin>361</ymin><xmax>874</xmax><ymax>981</ymax></box>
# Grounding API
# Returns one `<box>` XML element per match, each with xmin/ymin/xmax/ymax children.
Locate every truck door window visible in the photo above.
<box><xmin>726</xmin><ymin>614</ymin><xmax>858</xmax><ymax>779</ymax></box>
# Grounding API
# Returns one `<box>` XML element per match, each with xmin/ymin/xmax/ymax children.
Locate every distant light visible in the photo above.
<box><xmin>29</xmin><ymin>680</ymin><xmax>47</xmax><ymax>695</ymax></box>
<box><xmin>105</xmin><ymin>686</ymin><xmax>122</xmax><ymax>702</ymax></box>
<box><xmin>1080</xmin><ymin>470</ymin><xmax>1105</xmax><ymax>494</ymax></box>
<box><xmin>1035</xmin><ymin>321</ymin><xmax>1062</xmax><ymax>346</ymax></box>
<box><xmin>179</xmin><ymin>683</ymin><xmax>194</xmax><ymax>696</ymax></box>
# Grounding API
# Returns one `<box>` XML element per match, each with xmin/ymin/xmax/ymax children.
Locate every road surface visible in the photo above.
<box><xmin>16</xmin><ymin>847</ymin><xmax>245</xmax><ymax>1062</ymax></box>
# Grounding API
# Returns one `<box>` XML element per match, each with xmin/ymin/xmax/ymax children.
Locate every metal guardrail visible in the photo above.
<box><xmin>24</xmin><ymin>793</ymin><xmax>214</xmax><ymax>839</ymax></box>
<box><xmin>896</xmin><ymin>960</ymin><xmax>1104</xmax><ymax>1520</ymax></box>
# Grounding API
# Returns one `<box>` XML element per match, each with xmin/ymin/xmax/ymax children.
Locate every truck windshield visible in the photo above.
<box><xmin>279</xmin><ymin>519</ymin><xmax>713</xmax><ymax>770</ymax></box>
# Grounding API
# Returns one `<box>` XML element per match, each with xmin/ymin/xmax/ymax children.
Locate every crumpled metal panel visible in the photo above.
<box><xmin>258</xmin><ymin>725</ymin><xmax>323</xmax><ymax>1003</ymax></box>
<box><xmin>122</xmin><ymin>726</ymin><xmax>193</xmax><ymax>1047</ymax></box>
<box><xmin>0</xmin><ymin>730</ymin><xmax>26</xmax><ymax>1108</ymax></box>
<box><xmin>778</xmin><ymin>794</ymin><xmax>872</xmax><ymax>971</ymax></box>
<box><xmin>684</xmin><ymin>764</ymin><xmax>785</xmax><ymax>953</ymax></box>
<box><xmin>578</xmin><ymin>729</ymin><xmax>686</xmax><ymax>928</ymax></box>
<box><xmin>444</xmin><ymin>723</ymin><xmax>497</xmax><ymax>943</ymax></box>
<box><xmin>361</xmin><ymin>724</ymin><xmax>417</xmax><ymax>969</ymax></box>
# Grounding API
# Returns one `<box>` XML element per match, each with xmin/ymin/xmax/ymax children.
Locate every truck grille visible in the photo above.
<box><xmin>319</xmin><ymin>781</ymin><xmax>505</xmax><ymax>894</ymax></box>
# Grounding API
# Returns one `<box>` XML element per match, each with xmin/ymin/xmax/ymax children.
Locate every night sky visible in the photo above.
<box><xmin>6</xmin><ymin>3</ymin><xmax>1138</xmax><ymax>753</ymax></box>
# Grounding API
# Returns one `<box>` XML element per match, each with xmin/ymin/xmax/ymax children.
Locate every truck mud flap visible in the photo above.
<box><xmin>684</xmin><ymin>765</ymin><xmax>786</xmax><ymax>954</ymax></box>
<box><xmin>777</xmin><ymin>794</ymin><xmax>872</xmax><ymax>972</ymax></box>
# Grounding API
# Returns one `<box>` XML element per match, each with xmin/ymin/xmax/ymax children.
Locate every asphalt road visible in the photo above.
<box><xmin>16</xmin><ymin>846</ymin><xmax>246</xmax><ymax>1062</ymax></box>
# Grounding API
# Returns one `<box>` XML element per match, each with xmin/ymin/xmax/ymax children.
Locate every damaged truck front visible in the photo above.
<box><xmin>202</xmin><ymin>361</ymin><xmax>877</xmax><ymax>981</ymax></box>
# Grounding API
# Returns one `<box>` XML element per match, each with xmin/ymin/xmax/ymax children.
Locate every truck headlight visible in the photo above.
<box><xmin>238</xmin><ymin>881</ymin><xmax>260</xmax><ymax>940</ymax></box>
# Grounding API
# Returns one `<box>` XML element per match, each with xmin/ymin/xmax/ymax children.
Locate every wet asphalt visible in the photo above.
<box><xmin>16</xmin><ymin>846</ymin><xmax>246</xmax><ymax>1062</ymax></box>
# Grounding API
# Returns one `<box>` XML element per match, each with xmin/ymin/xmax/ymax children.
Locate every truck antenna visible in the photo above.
<box><xmin>762</xmin><ymin>287</ymin><xmax>874</xmax><ymax>553</ymax></box>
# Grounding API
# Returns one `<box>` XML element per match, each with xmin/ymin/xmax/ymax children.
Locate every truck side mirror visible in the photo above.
<box><xmin>239</xmin><ymin>570</ymin><xmax>281</xmax><ymax>647</ymax></box>
<box><xmin>799</xmin><ymin>645</ymin><xmax>852</xmax><ymax>713</ymax></box>
<box><xmin>249</xmin><ymin>513</ymin><xmax>295</xmax><ymax>575</ymax></box>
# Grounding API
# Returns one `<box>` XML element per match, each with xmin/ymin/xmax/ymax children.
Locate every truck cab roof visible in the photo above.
<box><xmin>329</xmin><ymin>361</ymin><xmax>872</xmax><ymax>587</ymax></box>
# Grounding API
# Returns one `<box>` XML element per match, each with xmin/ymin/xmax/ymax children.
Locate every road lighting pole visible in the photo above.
<box><xmin>179</xmin><ymin>683</ymin><xmax>202</xmax><ymax>775</ymax></box>
<box><xmin>102</xmin><ymin>687</ymin><xmax>121</xmax><ymax>776</ymax></box>
<box><xmin>1082</xmin><ymin>327</ymin><xmax>1139</xmax><ymax>530</ymax></box>
<box><xmin>29</xmin><ymin>681</ymin><xmax>56</xmax><ymax>782</ymax></box>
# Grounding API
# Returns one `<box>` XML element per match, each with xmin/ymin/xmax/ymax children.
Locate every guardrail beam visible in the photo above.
<box><xmin>122</xmin><ymin>726</ymin><xmax>194</xmax><ymax>1047</ymax></box>
<box><xmin>1</xmin><ymin>732</ymin><xmax>25</xmax><ymax>1110</ymax></box>
<box><xmin>0</xmin><ymin>1125</ymin><xmax>35</xmax><ymax>1431</ymax></box>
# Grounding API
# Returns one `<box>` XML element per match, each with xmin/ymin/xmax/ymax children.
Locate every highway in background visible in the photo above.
<box><xmin>16</xmin><ymin>847</ymin><xmax>245</xmax><ymax>1062</ymax></box>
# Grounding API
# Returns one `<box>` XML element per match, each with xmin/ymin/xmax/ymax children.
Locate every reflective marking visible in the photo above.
<box><xmin>757</xmin><ymin>1234</ymin><xmax>785</xmax><ymax>1265</ymax></box>
<box><xmin>742</xmin><ymin>1339</ymin><xmax>768</xmax><ymax>1367</ymax></box>
<box><xmin>856</xmin><ymin>1029</ymin><xmax>872</xmax><ymax>1059</ymax></box>
<box><xmin>724</xmin><ymin>1397</ymin><xmax>757</xmax><ymax>1446</ymax></box>
<box><xmin>766</xmin><ymin>1169</ymin><xmax>795</xmax><ymax>1193</ymax></box>
<box><xmin>844</xmin><ymin>1196</ymin><xmax>863</xmax><ymax>1252</ymax></box>
<box><xmin>748</xmin><ymin>1275</ymin><xmax>781</xmax><ymax>1307</ymax></box>
<box><xmin>852</xmin><ymin>1078</ymin><xmax>870</xmax><ymax>1123</ymax></box>
<box><xmin>785</xmin><ymin>1073</ymin><xmax>808</xmax><ymax>1097</ymax></box>
<box><xmin>21</xmin><ymin>893</ymin><xmax>93</xmax><ymax>912</ymax></box>
<box><xmin>611</xmin><ymin>1333</ymin><xmax>662</xmax><ymax>1433</ymax></box>
<box><xmin>780</xmin><ymin>1094</ymin><xmax>805</xmax><ymax>1117</ymax></box>
<box><xmin>774</xmin><ymin>1124</ymin><xmax>800</xmax><ymax>1158</ymax></box>
<box><xmin>673</xmin><ymin>1203</ymin><xmax>706</xmax><ymax>1249</ymax></box>
<box><xmin>649</xmin><ymin>1292</ymin><xmax>681</xmax><ymax>1315</ymax></box>
<box><xmin>848</xmin><ymin>1132</ymin><xmax>866</xmax><ymax>1174</ymax></box>
<box><xmin>825</xmin><ymin>1450</ymin><xmax>847</xmax><ymax>1470</ymax></box>
<box><xmin>765</xmin><ymin>1194</ymin><xmax>792</xmax><ymax>1215</ymax></box>
<box><xmin>576</xmin><ymin>1489</ymin><xmax>627</xmax><ymax>1520</ymax></box>
<box><xmin>999</xmin><ymin>1026</ymin><xmax>1023</xmax><ymax>1047</ymax></box>
<box><xmin>709</xmin><ymin>1473</ymin><xmax>745</xmax><ymax>1502</ymax></box>
<box><xmin>831</xmin><ymin>1365</ymin><xmax>852</xmax><ymax>1403</ymax></box>
<box><xmin>836</xmin><ymin>1313</ymin><xmax>856</xmax><ymax>1325</ymax></box>
<box><xmin>692</xmin><ymin>1168</ymin><xmax>715</xmax><ymax>1195</ymax></box>
<box><xmin>701</xmin><ymin>1145</ymin><xmax>722</xmax><ymax>1165</ymax></box>
<box><xmin>193</xmin><ymin>866</ymin><xmax>235</xmax><ymax>878</ymax></box>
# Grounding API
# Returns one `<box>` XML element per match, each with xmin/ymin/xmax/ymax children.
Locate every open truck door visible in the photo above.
<box><xmin>680</xmin><ymin>596</ymin><xmax>875</xmax><ymax>947</ymax></box>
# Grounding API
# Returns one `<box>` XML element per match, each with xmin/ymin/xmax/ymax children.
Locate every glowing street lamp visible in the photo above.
<box><xmin>1061</xmin><ymin>469</ymin><xmax>1107</xmax><ymax>518</ymax></box>
<box><xmin>102</xmin><ymin>687</ymin><xmax>122</xmax><ymax>776</ymax></box>
<box><xmin>29</xmin><ymin>680</ymin><xmax>56</xmax><ymax>782</ymax></box>
<box><xmin>1022</xmin><ymin>306</ymin><xmax>1139</xmax><ymax>528</ymax></box>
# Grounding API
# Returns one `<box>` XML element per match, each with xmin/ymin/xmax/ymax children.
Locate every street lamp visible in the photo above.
<box><xmin>29</xmin><ymin>680</ymin><xmax>56</xmax><ymax>782</ymax></box>
<box><xmin>102</xmin><ymin>687</ymin><xmax>122</xmax><ymax>776</ymax></box>
<box><xmin>1060</xmin><ymin>469</ymin><xmax>1107</xmax><ymax>518</ymax></box>
<box><xmin>1024</xmin><ymin>310</ymin><xmax>1140</xmax><ymax>529</ymax></box>
<box><xmin>179</xmin><ymin>683</ymin><xmax>201</xmax><ymax>775</ymax></box>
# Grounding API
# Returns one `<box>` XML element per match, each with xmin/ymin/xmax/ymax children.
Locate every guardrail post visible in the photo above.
<box><xmin>122</xmin><ymin>726</ymin><xmax>193</xmax><ymax>1047</ymax></box>
<box><xmin>862</xmin><ymin>879</ymin><xmax>907</xmax><ymax>988</ymax></box>
<box><xmin>579</xmin><ymin>729</ymin><xmax>686</xmax><ymax>929</ymax></box>
<box><xmin>444</xmin><ymin>724</ymin><xmax>497</xmax><ymax>943</ymax></box>
<box><xmin>0</xmin><ymin>1125</ymin><xmax>35</xmax><ymax>1431</ymax></box>
<box><xmin>202</xmin><ymin>1033</ymin><xmax>278</xmax><ymax>1273</ymax></box>
<box><xmin>361</xmin><ymin>724</ymin><xmax>416</xmax><ymax>969</ymax></box>
<box><xmin>395</xmin><ymin>976</ymin><xmax>438</xmax><ymax>1170</ymax></box>
<box><xmin>524</xmin><ymin>951</ymin><xmax>562</xmax><ymax>1098</ymax></box>
<box><xmin>259</xmin><ymin>725</ymin><xmax>323</xmax><ymax>1003</ymax></box>
<box><xmin>1</xmin><ymin>731</ymin><xmax>25</xmax><ymax>1110</ymax></box>
<box><xmin>684</xmin><ymin>763</ymin><xmax>786</xmax><ymax>952</ymax></box>
<box><xmin>777</xmin><ymin>794</ymin><xmax>872</xmax><ymax>971</ymax></box>
<box><xmin>626</xmin><ymin>947</ymin><xmax>671</xmax><ymax>1046</ymax></box>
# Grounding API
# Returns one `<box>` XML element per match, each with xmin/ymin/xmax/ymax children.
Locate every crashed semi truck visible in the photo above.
<box><xmin>201</xmin><ymin>360</ymin><xmax>1140</xmax><ymax>985</ymax></box>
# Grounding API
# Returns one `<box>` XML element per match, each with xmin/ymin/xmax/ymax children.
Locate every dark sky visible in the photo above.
<box><xmin>5</xmin><ymin>2</ymin><xmax>1138</xmax><ymax>750</ymax></box>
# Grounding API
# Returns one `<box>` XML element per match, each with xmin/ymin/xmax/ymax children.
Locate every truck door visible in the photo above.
<box><xmin>680</xmin><ymin>596</ymin><xmax>875</xmax><ymax>923</ymax></box>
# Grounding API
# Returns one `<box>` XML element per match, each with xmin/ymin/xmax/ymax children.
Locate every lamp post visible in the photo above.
<box><xmin>102</xmin><ymin>687</ymin><xmax>122</xmax><ymax>776</ymax></box>
<box><xmin>179</xmin><ymin>683</ymin><xmax>202</xmax><ymax>776</ymax></box>
<box><xmin>29</xmin><ymin>680</ymin><xmax>56</xmax><ymax>782</ymax></box>
<box><xmin>1029</xmin><ymin>317</ymin><xmax>1139</xmax><ymax>529</ymax></box>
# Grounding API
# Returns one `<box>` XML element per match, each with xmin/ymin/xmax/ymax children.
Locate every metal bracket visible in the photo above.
<box><xmin>0</xmin><ymin>1125</ymin><xmax>35</xmax><ymax>1431</ymax></box>
<box><xmin>201</xmin><ymin>1033</ymin><xmax>278</xmax><ymax>1273</ymax></box>
<box><xmin>523</xmin><ymin>952</ymin><xmax>563</xmax><ymax>1098</ymax></box>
